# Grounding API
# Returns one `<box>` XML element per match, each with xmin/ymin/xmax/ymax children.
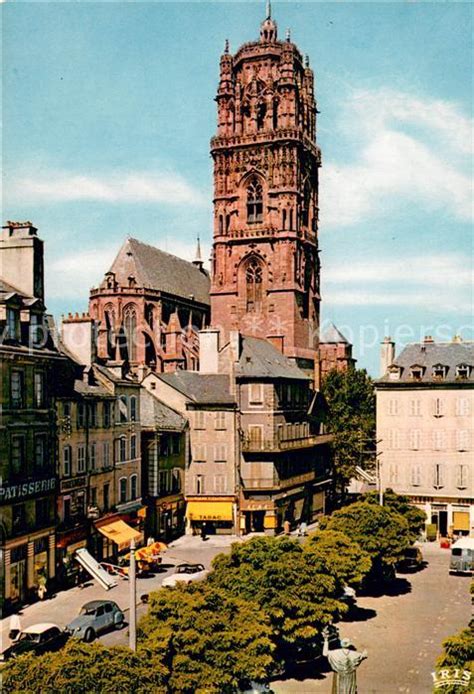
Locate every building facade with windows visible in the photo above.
<box><xmin>376</xmin><ymin>337</ymin><xmax>474</xmax><ymax>537</ymax></box>
<box><xmin>140</xmin><ymin>390</ymin><xmax>187</xmax><ymax>541</ymax></box>
<box><xmin>142</xmin><ymin>370</ymin><xmax>239</xmax><ymax>534</ymax></box>
<box><xmin>0</xmin><ymin>221</ymin><xmax>65</xmax><ymax>612</ymax></box>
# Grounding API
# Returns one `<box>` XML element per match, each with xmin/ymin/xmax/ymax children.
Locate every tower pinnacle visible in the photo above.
<box><xmin>266</xmin><ymin>0</ymin><xmax>271</xmax><ymax>19</ymax></box>
<box><xmin>193</xmin><ymin>235</ymin><xmax>203</xmax><ymax>270</ymax></box>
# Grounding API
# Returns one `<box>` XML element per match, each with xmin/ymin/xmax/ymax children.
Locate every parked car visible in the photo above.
<box><xmin>449</xmin><ymin>537</ymin><xmax>474</xmax><ymax>574</ymax></box>
<box><xmin>396</xmin><ymin>547</ymin><xmax>424</xmax><ymax>572</ymax></box>
<box><xmin>3</xmin><ymin>623</ymin><xmax>68</xmax><ymax>660</ymax></box>
<box><xmin>162</xmin><ymin>563</ymin><xmax>209</xmax><ymax>587</ymax></box>
<box><xmin>66</xmin><ymin>600</ymin><xmax>125</xmax><ymax>642</ymax></box>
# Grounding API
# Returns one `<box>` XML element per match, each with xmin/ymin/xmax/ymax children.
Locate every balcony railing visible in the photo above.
<box><xmin>242</xmin><ymin>432</ymin><xmax>332</xmax><ymax>453</ymax></box>
<box><xmin>241</xmin><ymin>470</ymin><xmax>318</xmax><ymax>491</ymax></box>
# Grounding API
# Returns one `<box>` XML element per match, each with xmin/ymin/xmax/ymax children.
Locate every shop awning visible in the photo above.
<box><xmin>453</xmin><ymin>512</ymin><xmax>470</xmax><ymax>531</ymax></box>
<box><xmin>186</xmin><ymin>501</ymin><xmax>234</xmax><ymax>522</ymax></box>
<box><xmin>96</xmin><ymin>519</ymin><xmax>142</xmax><ymax>551</ymax></box>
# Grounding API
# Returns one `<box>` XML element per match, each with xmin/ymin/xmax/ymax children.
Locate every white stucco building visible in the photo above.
<box><xmin>376</xmin><ymin>336</ymin><xmax>473</xmax><ymax>537</ymax></box>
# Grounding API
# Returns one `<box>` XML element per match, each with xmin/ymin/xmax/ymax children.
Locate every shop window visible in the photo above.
<box><xmin>130</xmin><ymin>474</ymin><xmax>138</xmax><ymax>500</ymax></box>
<box><xmin>11</xmin><ymin>435</ymin><xmax>25</xmax><ymax>477</ymax></box>
<box><xmin>63</xmin><ymin>497</ymin><xmax>71</xmax><ymax>521</ymax></box>
<box><xmin>11</xmin><ymin>370</ymin><xmax>25</xmax><ymax>409</ymax></box>
<box><xmin>63</xmin><ymin>445</ymin><xmax>72</xmax><ymax>477</ymax></box>
<box><xmin>76</xmin><ymin>493</ymin><xmax>85</xmax><ymax>516</ymax></box>
<box><xmin>77</xmin><ymin>445</ymin><xmax>86</xmax><ymax>473</ymax></box>
<box><xmin>119</xmin><ymin>477</ymin><xmax>127</xmax><ymax>504</ymax></box>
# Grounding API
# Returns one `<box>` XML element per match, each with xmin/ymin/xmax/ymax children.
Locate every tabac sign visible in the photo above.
<box><xmin>0</xmin><ymin>477</ymin><xmax>57</xmax><ymax>505</ymax></box>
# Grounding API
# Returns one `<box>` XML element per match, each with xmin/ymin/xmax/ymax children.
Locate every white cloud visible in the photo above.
<box><xmin>45</xmin><ymin>238</ymin><xmax>211</xmax><ymax>301</ymax></box>
<box><xmin>323</xmin><ymin>253</ymin><xmax>472</xmax><ymax>314</ymax></box>
<box><xmin>7</xmin><ymin>170</ymin><xmax>207</xmax><ymax>207</ymax></box>
<box><xmin>321</xmin><ymin>89</ymin><xmax>473</xmax><ymax>227</ymax></box>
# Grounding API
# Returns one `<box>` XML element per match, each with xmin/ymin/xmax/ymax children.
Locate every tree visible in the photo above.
<box><xmin>360</xmin><ymin>488</ymin><xmax>426</xmax><ymax>543</ymax></box>
<box><xmin>2</xmin><ymin>641</ymin><xmax>168</xmax><ymax>694</ymax></box>
<box><xmin>321</xmin><ymin>367</ymin><xmax>376</xmax><ymax>496</ymax></box>
<box><xmin>433</xmin><ymin>626</ymin><xmax>474</xmax><ymax>694</ymax></box>
<box><xmin>318</xmin><ymin>501</ymin><xmax>411</xmax><ymax>581</ymax></box>
<box><xmin>138</xmin><ymin>582</ymin><xmax>275</xmax><ymax>693</ymax></box>
<box><xmin>208</xmin><ymin>536</ymin><xmax>345</xmax><ymax>664</ymax></box>
<box><xmin>303</xmin><ymin>529</ymin><xmax>372</xmax><ymax>588</ymax></box>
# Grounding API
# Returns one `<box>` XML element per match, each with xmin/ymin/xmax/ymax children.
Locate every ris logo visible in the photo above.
<box><xmin>431</xmin><ymin>668</ymin><xmax>472</xmax><ymax>689</ymax></box>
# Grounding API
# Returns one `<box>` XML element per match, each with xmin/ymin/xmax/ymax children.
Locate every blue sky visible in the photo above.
<box><xmin>3</xmin><ymin>1</ymin><xmax>472</xmax><ymax>375</ymax></box>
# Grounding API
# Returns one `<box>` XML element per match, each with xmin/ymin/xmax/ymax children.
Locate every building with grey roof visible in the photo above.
<box><xmin>375</xmin><ymin>336</ymin><xmax>473</xmax><ymax>538</ymax></box>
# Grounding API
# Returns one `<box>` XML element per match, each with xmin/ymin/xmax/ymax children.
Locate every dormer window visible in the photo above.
<box><xmin>432</xmin><ymin>363</ymin><xmax>447</xmax><ymax>380</ymax></box>
<box><xmin>388</xmin><ymin>365</ymin><xmax>401</xmax><ymax>381</ymax></box>
<box><xmin>410</xmin><ymin>365</ymin><xmax>424</xmax><ymax>380</ymax></box>
<box><xmin>456</xmin><ymin>363</ymin><xmax>470</xmax><ymax>379</ymax></box>
<box><xmin>6</xmin><ymin>308</ymin><xmax>19</xmax><ymax>340</ymax></box>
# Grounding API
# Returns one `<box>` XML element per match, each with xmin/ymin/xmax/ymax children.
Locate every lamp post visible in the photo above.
<box><xmin>129</xmin><ymin>538</ymin><xmax>136</xmax><ymax>651</ymax></box>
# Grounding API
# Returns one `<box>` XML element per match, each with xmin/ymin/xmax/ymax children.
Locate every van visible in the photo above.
<box><xmin>449</xmin><ymin>537</ymin><xmax>474</xmax><ymax>574</ymax></box>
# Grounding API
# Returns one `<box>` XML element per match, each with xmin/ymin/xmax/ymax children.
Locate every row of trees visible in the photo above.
<box><xmin>3</xmin><ymin>495</ymin><xmax>422</xmax><ymax>694</ymax></box>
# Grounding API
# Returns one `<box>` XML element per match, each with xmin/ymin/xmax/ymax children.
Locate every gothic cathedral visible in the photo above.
<box><xmin>210</xmin><ymin>6</ymin><xmax>321</xmax><ymax>374</ymax></box>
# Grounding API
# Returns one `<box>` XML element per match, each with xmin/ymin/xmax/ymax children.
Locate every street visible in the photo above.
<box><xmin>0</xmin><ymin>534</ymin><xmax>241</xmax><ymax>654</ymax></box>
<box><xmin>1</xmin><ymin>538</ymin><xmax>471</xmax><ymax>694</ymax></box>
<box><xmin>272</xmin><ymin>542</ymin><xmax>472</xmax><ymax>694</ymax></box>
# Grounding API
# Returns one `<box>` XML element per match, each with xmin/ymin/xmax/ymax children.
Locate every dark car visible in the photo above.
<box><xmin>65</xmin><ymin>600</ymin><xmax>125</xmax><ymax>642</ymax></box>
<box><xmin>3</xmin><ymin>623</ymin><xmax>68</xmax><ymax>660</ymax></box>
<box><xmin>396</xmin><ymin>547</ymin><xmax>424</xmax><ymax>572</ymax></box>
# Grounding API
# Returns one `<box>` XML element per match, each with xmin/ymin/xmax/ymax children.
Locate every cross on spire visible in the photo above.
<box><xmin>266</xmin><ymin>0</ymin><xmax>271</xmax><ymax>19</ymax></box>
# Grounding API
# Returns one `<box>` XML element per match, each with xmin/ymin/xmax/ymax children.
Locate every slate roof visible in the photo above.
<box><xmin>378</xmin><ymin>341</ymin><xmax>474</xmax><ymax>384</ymax></box>
<box><xmin>236</xmin><ymin>336</ymin><xmax>310</xmax><ymax>380</ymax></box>
<box><xmin>0</xmin><ymin>279</ymin><xmax>41</xmax><ymax>307</ymax></box>
<box><xmin>320</xmin><ymin>323</ymin><xmax>350</xmax><ymax>344</ymax></box>
<box><xmin>73</xmin><ymin>379</ymin><xmax>112</xmax><ymax>397</ymax></box>
<box><xmin>157</xmin><ymin>372</ymin><xmax>235</xmax><ymax>405</ymax></box>
<box><xmin>140</xmin><ymin>390</ymin><xmax>187</xmax><ymax>431</ymax></box>
<box><xmin>107</xmin><ymin>237</ymin><xmax>210</xmax><ymax>305</ymax></box>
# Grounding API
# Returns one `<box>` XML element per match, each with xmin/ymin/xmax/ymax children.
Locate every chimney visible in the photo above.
<box><xmin>0</xmin><ymin>221</ymin><xmax>44</xmax><ymax>301</ymax></box>
<box><xmin>199</xmin><ymin>328</ymin><xmax>220</xmax><ymax>373</ymax></box>
<box><xmin>380</xmin><ymin>337</ymin><xmax>395</xmax><ymax>377</ymax></box>
<box><xmin>61</xmin><ymin>313</ymin><xmax>98</xmax><ymax>366</ymax></box>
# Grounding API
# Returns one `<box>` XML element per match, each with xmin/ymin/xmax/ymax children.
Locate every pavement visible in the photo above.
<box><xmin>0</xmin><ymin>533</ymin><xmax>242</xmax><ymax>654</ymax></box>
<box><xmin>272</xmin><ymin>541</ymin><xmax>472</xmax><ymax>694</ymax></box>
<box><xmin>2</xmin><ymin>535</ymin><xmax>471</xmax><ymax>694</ymax></box>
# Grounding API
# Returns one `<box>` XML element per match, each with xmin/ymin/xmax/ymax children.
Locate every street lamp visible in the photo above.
<box><xmin>129</xmin><ymin>538</ymin><xmax>137</xmax><ymax>651</ymax></box>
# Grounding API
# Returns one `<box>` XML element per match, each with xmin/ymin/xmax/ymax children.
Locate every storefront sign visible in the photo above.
<box><xmin>60</xmin><ymin>476</ymin><xmax>86</xmax><ymax>493</ymax></box>
<box><xmin>0</xmin><ymin>477</ymin><xmax>56</xmax><ymax>505</ymax></box>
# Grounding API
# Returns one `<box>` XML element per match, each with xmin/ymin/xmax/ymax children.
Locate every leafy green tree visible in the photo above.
<box><xmin>303</xmin><ymin>529</ymin><xmax>372</xmax><ymax>588</ymax></box>
<box><xmin>2</xmin><ymin>641</ymin><xmax>168</xmax><ymax>694</ymax></box>
<box><xmin>321</xmin><ymin>368</ymin><xmax>376</xmax><ymax>496</ymax></box>
<box><xmin>319</xmin><ymin>501</ymin><xmax>411</xmax><ymax>580</ymax></box>
<box><xmin>360</xmin><ymin>488</ymin><xmax>426</xmax><ymax>543</ymax></box>
<box><xmin>138</xmin><ymin>582</ymin><xmax>275</xmax><ymax>693</ymax></box>
<box><xmin>208</xmin><ymin>536</ymin><xmax>345</xmax><ymax>664</ymax></box>
<box><xmin>433</xmin><ymin>626</ymin><xmax>474</xmax><ymax>693</ymax></box>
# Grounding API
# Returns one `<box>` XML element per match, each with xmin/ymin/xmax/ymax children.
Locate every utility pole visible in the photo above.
<box><xmin>129</xmin><ymin>538</ymin><xmax>137</xmax><ymax>651</ymax></box>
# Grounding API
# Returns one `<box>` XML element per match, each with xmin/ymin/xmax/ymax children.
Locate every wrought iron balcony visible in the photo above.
<box><xmin>242</xmin><ymin>432</ymin><xmax>332</xmax><ymax>453</ymax></box>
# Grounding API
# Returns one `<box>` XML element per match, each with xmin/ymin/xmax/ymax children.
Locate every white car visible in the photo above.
<box><xmin>162</xmin><ymin>563</ymin><xmax>209</xmax><ymax>587</ymax></box>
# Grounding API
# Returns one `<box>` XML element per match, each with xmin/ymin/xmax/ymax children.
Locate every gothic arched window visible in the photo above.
<box><xmin>104</xmin><ymin>306</ymin><xmax>115</xmax><ymax>359</ymax></box>
<box><xmin>257</xmin><ymin>102</ymin><xmax>266</xmax><ymax>131</ymax></box>
<box><xmin>302</xmin><ymin>180</ymin><xmax>311</xmax><ymax>228</ymax></box>
<box><xmin>247</xmin><ymin>178</ymin><xmax>263</xmax><ymax>223</ymax></box>
<box><xmin>123</xmin><ymin>305</ymin><xmax>137</xmax><ymax>362</ymax></box>
<box><xmin>245</xmin><ymin>257</ymin><xmax>263</xmax><ymax>312</ymax></box>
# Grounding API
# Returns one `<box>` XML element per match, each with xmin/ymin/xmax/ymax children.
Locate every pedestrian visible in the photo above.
<box><xmin>300</xmin><ymin>521</ymin><xmax>308</xmax><ymax>536</ymax></box>
<box><xmin>9</xmin><ymin>614</ymin><xmax>21</xmax><ymax>642</ymax></box>
<box><xmin>283</xmin><ymin>519</ymin><xmax>291</xmax><ymax>535</ymax></box>
<box><xmin>200</xmin><ymin>524</ymin><xmax>207</xmax><ymax>541</ymax></box>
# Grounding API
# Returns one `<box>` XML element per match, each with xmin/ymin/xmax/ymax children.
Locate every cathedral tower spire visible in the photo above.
<box><xmin>210</xmin><ymin>10</ymin><xmax>321</xmax><ymax>372</ymax></box>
